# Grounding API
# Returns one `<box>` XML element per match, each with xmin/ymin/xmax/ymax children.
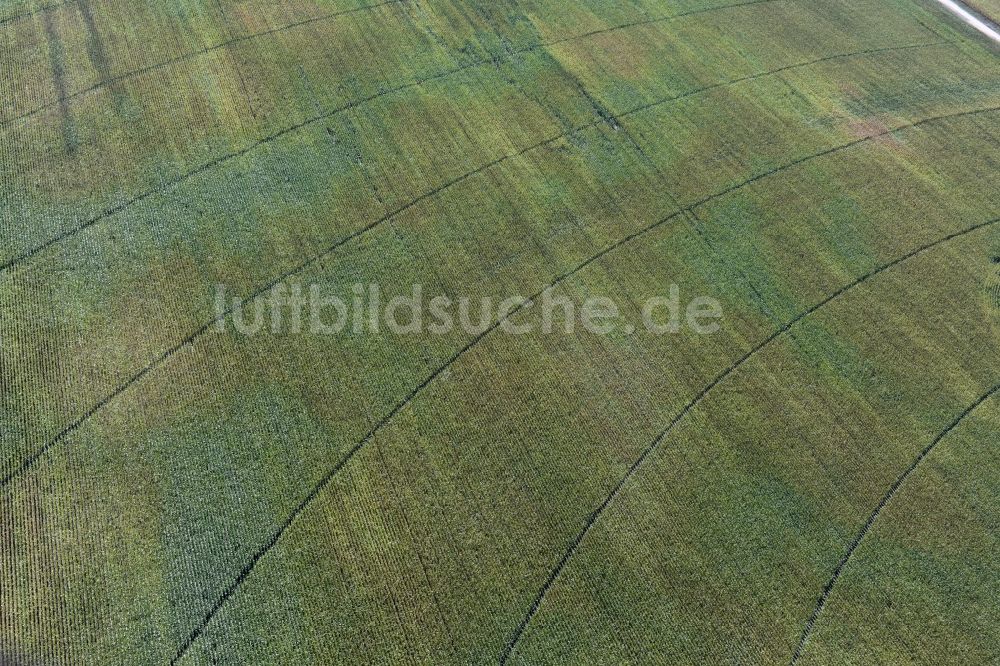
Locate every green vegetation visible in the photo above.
<box><xmin>0</xmin><ymin>0</ymin><xmax>997</xmax><ymax>663</ymax></box>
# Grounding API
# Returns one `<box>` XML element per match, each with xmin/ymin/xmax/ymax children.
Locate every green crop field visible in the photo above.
<box><xmin>1</xmin><ymin>0</ymin><xmax>998</xmax><ymax>663</ymax></box>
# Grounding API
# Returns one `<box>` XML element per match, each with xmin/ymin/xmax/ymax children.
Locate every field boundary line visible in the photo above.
<box><xmin>499</xmin><ymin>214</ymin><xmax>1000</xmax><ymax>662</ymax></box>
<box><xmin>0</xmin><ymin>40</ymin><xmax>952</xmax><ymax>489</ymax></box>
<box><xmin>0</xmin><ymin>0</ymin><xmax>786</xmax><ymax>275</ymax></box>
<box><xmin>173</xmin><ymin>136</ymin><xmax>997</xmax><ymax>662</ymax></box>
<box><xmin>789</xmin><ymin>383</ymin><xmax>1000</xmax><ymax>663</ymax></box>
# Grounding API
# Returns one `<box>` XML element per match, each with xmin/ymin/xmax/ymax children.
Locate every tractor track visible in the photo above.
<box><xmin>499</xmin><ymin>214</ymin><xmax>1000</xmax><ymax>662</ymax></box>
<box><xmin>3</xmin><ymin>0</ymin><xmax>794</xmax><ymax>134</ymax></box>
<box><xmin>173</xmin><ymin>118</ymin><xmax>998</xmax><ymax>662</ymax></box>
<box><xmin>0</xmin><ymin>0</ymin><xmax>409</xmax><ymax>131</ymax></box>
<box><xmin>0</xmin><ymin>0</ymin><xmax>785</xmax><ymax>274</ymax></box>
<box><xmin>789</xmin><ymin>382</ymin><xmax>1000</xmax><ymax>663</ymax></box>
<box><xmin>0</xmin><ymin>40</ymin><xmax>956</xmax><ymax>490</ymax></box>
<box><xmin>0</xmin><ymin>0</ymin><xmax>994</xmax><ymax>662</ymax></box>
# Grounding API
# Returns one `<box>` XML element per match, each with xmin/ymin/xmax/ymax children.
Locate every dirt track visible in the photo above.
<box><xmin>932</xmin><ymin>0</ymin><xmax>1000</xmax><ymax>42</ymax></box>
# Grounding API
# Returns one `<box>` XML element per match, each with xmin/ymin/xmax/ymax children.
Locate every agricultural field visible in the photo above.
<box><xmin>0</xmin><ymin>0</ymin><xmax>998</xmax><ymax>663</ymax></box>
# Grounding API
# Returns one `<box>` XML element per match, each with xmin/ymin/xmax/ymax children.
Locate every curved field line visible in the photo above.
<box><xmin>499</xmin><ymin>210</ymin><xmax>1000</xmax><ymax>662</ymax></box>
<box><xmin>0</xmin><ymin>0</ymin><xmax>409</xmax><ymax>130</ymax></box>
<box><xmin>0</xmin><ymin>0</ymin><xmax>784</xmax><ymax>275</ymax></box>
<box><xmin>1</xmin><ymin>0</ymin><xmax>796</xmax><ymax>132</ymax></box>
<box><xmin>789</xmin><ymin>383</ymin><xmax>1000</xmax><ymax>663</ymax></box>
<box><xmin>0</xmin><ymin>40</ymin><xmax>949</xmax><ymax>490</ymax></box>
<box><xmin>173</xmin><ymin>113</ymin><xmax>998</xmax><ymax>661</ymax></box>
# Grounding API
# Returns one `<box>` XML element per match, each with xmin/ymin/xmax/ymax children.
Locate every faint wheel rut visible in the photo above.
<box><xmin>499</xmin><ymin>216</ymin><xmax>1000</xmax><ymax>663</ymax></box>
<box><xmin>175</xmin><ymin>167</ymin><xmax>998</xmax><ymax>665</ymax></box>
<box><xmin>790</xmin><ymin>382</ymin><xmax>1000</xmax><ymax>663</ymax></box>
<box><xmin>0</xmin><ymin>6</ymin><xmax>994</xmax><ymax>660</ymax></box>
<box><xmin>0</xmin><ymin>0</ymin><xmax>789</xmax><ymax>275</ymax></box>
<box><xmin>0</xmin><ymin>40</ymin><xmax>961</xmax><ymax>490</ymax></box>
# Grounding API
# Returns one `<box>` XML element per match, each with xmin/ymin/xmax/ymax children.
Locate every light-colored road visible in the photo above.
<box><xmin>932</xmin><ymin>0</ymin><xmax>1000</xmax><ymax>42</ymax></box>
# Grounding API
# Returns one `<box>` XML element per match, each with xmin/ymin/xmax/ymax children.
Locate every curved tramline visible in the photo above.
<box><xmin>0</xmin><ymin>0</ymin><xmax>408</xmax><ymax>131</ymax></box>
<box><xmin>1</xmin><ymin>39</ymin><xmax>962</xmax><ymax>489</ymax></box>
<box><xmin>0</xmin><ymin>0</ymin><xmax>785</xmax><ymax>275</ymax></box>
<box><xmin>498</xmin><ymin>215</ymin><xmax>1000</xmax><ymax>663</ymax></box>
<box><xmin>0</xmin><ymin>0</ymin><xmax>797</xmax><ymax>136</ymax></box>
<box><xmin>3</xmin><ymin>0</ymin><xmax>999</xmax><ymax>661</ymax></box>
<box><xmin>789</xmin><ymin>383</ymin><xmax>1000</xmax><ymax>663</ymax></box>
<box><xmin>173</xmin><ymin>194</ymin><xmax>999</xmax><ymax>662</ymax></box>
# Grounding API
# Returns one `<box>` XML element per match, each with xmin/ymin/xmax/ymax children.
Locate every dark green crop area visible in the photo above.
<box><xmin>1</xmin><ymin>0</ymin><xmax>998</xmax><ymax>663</ymax></box>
